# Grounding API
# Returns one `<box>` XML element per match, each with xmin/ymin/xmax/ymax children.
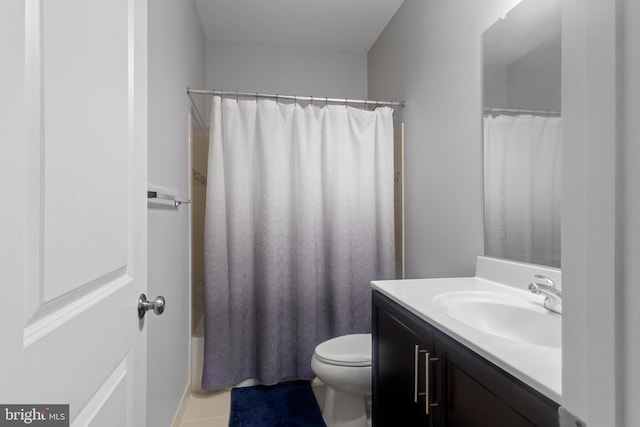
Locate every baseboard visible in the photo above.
<box><xmin>170</xmin><ymin>381</ymin><xmax>191</xmax><ymax>427</ymax></box>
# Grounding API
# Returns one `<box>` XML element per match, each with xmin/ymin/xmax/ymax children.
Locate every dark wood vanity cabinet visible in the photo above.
<box><xmin>434</xmin><ymin>330</ymin><xmax>559</xmax><ymax>427</ymax></box>
<box><xmin>372</xmin><ymin>290</ymin><xmax>559</xmax><ymax>427</ymax></box>
<box><xmin>372</xmin><ymin>290</ymin><xmax>440</xmax><ymax>426</ymax></box>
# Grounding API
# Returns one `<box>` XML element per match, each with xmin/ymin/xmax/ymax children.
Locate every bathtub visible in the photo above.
<box><xmin>191</xmin><ymin>317</ymin><xmax>209</xmax><ymax>394</ymax></box>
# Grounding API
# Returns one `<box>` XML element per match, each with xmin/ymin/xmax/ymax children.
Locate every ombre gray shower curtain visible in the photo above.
<box><xmin>484</xmin><ymin>114</ymin><xmax>562</xmax><ymax>267</ymax></box>
<box><xmin>202</xmin><ymin>96</ymin><xmax>395</xmax><ymax>390</ymax></box>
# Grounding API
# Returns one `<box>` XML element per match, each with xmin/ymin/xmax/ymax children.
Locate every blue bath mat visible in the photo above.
<box><xmin>229</xmin><ymin>380</ymin><xmax>326</xmax><ymax>426</ymax></box>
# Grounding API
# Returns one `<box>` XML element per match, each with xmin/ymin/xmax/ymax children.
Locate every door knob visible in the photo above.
<box><xmin>138</xmin><ymin>294</ymin><xmax>165</xmax><ymax>319</ymax></box>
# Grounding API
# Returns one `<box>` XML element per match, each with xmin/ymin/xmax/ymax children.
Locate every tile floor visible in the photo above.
<box><xmin>177</xmin><ymin>379</ymin><xmax>326</xmax><ymax>427</ymax></box>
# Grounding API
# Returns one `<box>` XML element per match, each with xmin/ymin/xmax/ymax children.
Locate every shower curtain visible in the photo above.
<box><xmin>203</xmin><ymin>96</ymin><xmax>395</xmax><ymax>390</ymax></box>
<box><xmin>483</xmin><ymin>114</ymin><xmax>562</xmax><ymax>267</ymax></box>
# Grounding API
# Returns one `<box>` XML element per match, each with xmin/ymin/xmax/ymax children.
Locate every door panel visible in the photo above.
<box><xmin>445</xmin><ymin>359</ymin><xmax>534</xmax><ymax>427</ymax></box>
<box><xmin>1</xmin><ymin>1</ymin><xmax>147</xmax><ymax>425</ymax></box>
<box><xmin>40</xmin><ymin>0</ymin><xmax>129</xmax><ymax>302</ymax></box>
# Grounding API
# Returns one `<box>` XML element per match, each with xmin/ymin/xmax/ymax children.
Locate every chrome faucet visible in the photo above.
<box><xmin>528</xmin><ymin>275</ymin><xmax>562</xmax><ymax>314</ymax></box>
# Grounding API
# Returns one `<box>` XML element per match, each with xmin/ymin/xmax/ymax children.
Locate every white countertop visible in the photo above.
<box><xmin>371</xmin><ymin>276</ymin><xmax>562</xmax><ymax>403</ymax></box>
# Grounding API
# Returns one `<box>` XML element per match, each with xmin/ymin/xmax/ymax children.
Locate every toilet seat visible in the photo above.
<box><xmin>314</xmin><ymin>334</ymin><xmax>372</xmax><ymax>367</ymax></box>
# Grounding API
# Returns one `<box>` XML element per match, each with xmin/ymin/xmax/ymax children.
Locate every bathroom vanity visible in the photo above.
<box><xmin>371</xmin><ymin>258</ymin><xmax>561</xmax><ymax>427</ymax></box>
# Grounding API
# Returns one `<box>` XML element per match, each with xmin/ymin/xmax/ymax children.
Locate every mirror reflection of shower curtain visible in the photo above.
<box><xmin>484</xmin><ymin>114</ymin><xmax>562</xmax><ymax>267</ymax></box>
<box><xmin>202</xmin><ymin>96</ymin><xmax>395</xmax><ymax>391</ymax></box>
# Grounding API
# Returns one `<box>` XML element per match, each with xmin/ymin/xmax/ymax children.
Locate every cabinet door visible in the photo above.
<box><xmin>373</xmin><ymin>292</ymin><xmax>438</xmax><ymax>427</ymax></box>
<box><xmin>434</xmin><ymin>331</ymin><xmax>558</xmax><ymax>427</ymax></box>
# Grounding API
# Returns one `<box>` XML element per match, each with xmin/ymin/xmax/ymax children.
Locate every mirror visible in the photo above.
<box><xmin>482</xmin><ymin>0</ymin><xmax>561</xmax><ymax>268</ymax></box>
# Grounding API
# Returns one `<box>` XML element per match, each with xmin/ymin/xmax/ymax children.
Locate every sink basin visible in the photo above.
<box><xmin>432</xmin><ymin>291</ymin><xmax>561</xmax><ymax>348</ymax></box>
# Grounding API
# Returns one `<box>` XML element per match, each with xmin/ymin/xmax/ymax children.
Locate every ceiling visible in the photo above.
<box><xmin>194</xmin><ymin>0</ymin><xmax>405</xmax><ymax>53</ymax></box>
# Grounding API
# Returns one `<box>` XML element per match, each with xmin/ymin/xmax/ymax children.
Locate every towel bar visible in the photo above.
<box><xmin>147</xmin><ymin>190</ymin><xmax>190</xmax><ymax>207</ymax></box>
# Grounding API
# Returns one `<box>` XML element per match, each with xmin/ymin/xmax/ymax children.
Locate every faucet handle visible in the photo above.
<box><xmin>533</xmin><ymin>274</ymin><xmax>556</xmax><ymax>287</ymax></box>
<box><xmin>529</xmin><ymin>275</ymin><xmax>562</xmax><ymax>314</ymax></box>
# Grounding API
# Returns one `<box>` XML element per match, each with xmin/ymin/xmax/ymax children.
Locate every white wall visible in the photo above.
<box><xmin>621</xmin><ymin>2</ymin><xmax>640</xmax><ymax>424</ymax></box>
<box><xmin>205</xmin><ymin>40</ymin><xmax>367</xmax><ymax>100</ymax></box>
<box><xmin>148</xmin><ymin>0</ymin><xmax>205</xmax><ymax>425</ymax></box>
<box><xmin>484</xmin><ymin>60</ymin><xmax>509</xmax><ymax>108</ymax></box>
<box><xmin>506</xmin><ymin>34</ymin><xmax>561</xmax><ymax>111</ymax></box>
<box><xmin>368</xmin><ymin>0</ymin><xmax>522</xmax><ymax>278</ymax></box>
<box><xmin>483</xmin><ymin>34</ymin><xmax>561</xmax><ymax>112</ymax></box>
<box><xmin>621</xmin><ymin>1</ymin><xmax>640</xmax><ymax>423</ymax></box>
<box><xmin>562</xmin><ymin>0</ymin><xmax>640</xmax><ymax>425</ymax></box>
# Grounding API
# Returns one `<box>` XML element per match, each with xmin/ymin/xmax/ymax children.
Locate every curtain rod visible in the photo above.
<box><xmin>483</xmin><ymin>107</ymin><xmax>561</xmax><ymax>116</ymax></box>
<box><xmin>186</xmin><ymin>88</ymin><xmax>405</xmax><ymax>108</ymax></box>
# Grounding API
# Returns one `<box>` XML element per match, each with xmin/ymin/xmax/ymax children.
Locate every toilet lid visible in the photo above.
<box><xmin>314</xmin><ymin>334</ymin><xmax>372</xmax><ymax>367</ymax></box>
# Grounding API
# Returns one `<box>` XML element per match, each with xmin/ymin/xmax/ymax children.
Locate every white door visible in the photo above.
<box><xmin>0</xmin><ymin>1</ymin><xmax>148</xmax><ymax>426</ymax></box>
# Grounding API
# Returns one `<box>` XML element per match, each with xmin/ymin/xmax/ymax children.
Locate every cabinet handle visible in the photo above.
<box><xmin>414</xmin><ymin>345</ymin><xmax>419</xmax><ymax>403</ymax></box>
<box><xmin>417</xmin><ymin>350</ymin><xmax>432</xmax><ymax>414</ymax></box>
<box><xmin>416</xmin><ymin>347</ymin><xmax>439</xmax><ymax>415</ymax></box>
<box><xmin>418</xmin><ymin>353</ymin><xmax>441</xmax><ymax>415</ymax></box>
<box><xmin>429</xmin><ymin>357</ymin><xmax>441</xmax><ymax>411</ymax></box>
<box><xmin>424</xmin><ymin>350</ymin><xmax>430</xmax><ymax>414</ymax></box>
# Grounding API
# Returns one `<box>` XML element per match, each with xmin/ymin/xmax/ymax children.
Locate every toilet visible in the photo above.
<box><xmin>311</xmin><ymin>334</ymin><xmax>372</xmax><ymax>427</ymax></box>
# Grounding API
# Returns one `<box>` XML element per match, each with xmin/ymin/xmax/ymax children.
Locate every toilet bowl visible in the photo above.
<box><xmin>311</xmin><ymin>334</ymin><xmax>372</xmax><ymax>427</ymax></box>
